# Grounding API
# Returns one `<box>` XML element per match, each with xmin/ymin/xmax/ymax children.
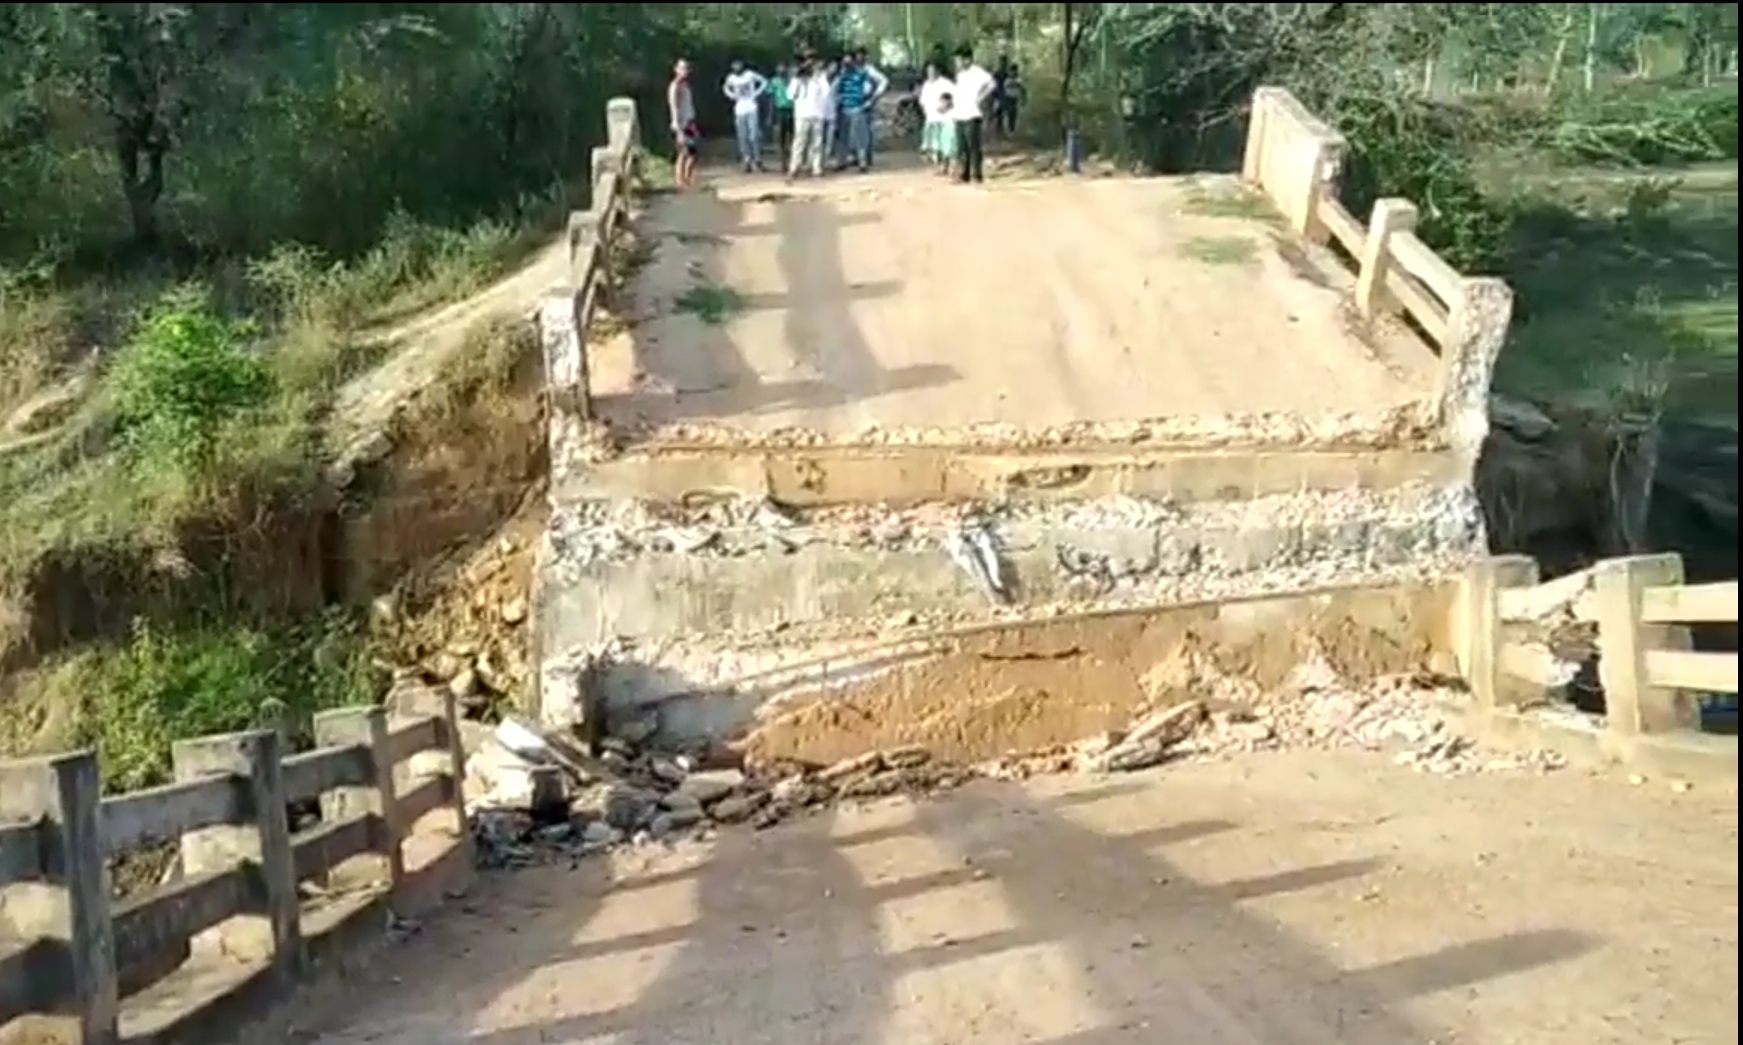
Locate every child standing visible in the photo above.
<box><xmin>918</xmin><ymin>64</ymin><xmax>957</xmax><ymax>175</ymax></box>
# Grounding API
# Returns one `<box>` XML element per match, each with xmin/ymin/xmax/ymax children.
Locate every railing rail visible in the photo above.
<box><xmin>1241</xmin><ymin>87</ymin><xmax>1513</xmax><ymax>438</ymax></box>
<box><xmin>1458</xmin><ymin>553</ymin><xmax>1739</xmax><ymax>736</ymax></box>
<box><xmin>0</xmin><ymin>689</ymin><xmax>470</xmax><ymax>1045</ymax></box>
<box><xmin>541</xmin><ymin>96</ymin><xmax>643</xmax><ymax>427</ymax></box>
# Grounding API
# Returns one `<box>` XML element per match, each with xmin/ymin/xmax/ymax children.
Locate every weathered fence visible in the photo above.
<box><xmin>1458</xmin><ymin>552</ymin><xmax>1739</xmax><ymax>738</ymax></box>
<box><xmin>540</xmin><ymin>96</ymin><xmax>643</xmax><ymax>427</ymax></box>
<box><xmin>0</xmin><ymin>690</ymin><xmax>470</xmax><ymax>1045</ymax></box>
<box><xmin>1241</xmin><ymin>86</ymin><xmax>1514</xmax><ymax>445</ymax></box>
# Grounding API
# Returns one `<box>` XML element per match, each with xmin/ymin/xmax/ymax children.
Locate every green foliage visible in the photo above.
<box><xmin>75</xmin><ymin>611</ymin><xmax>379</xmax><ymax>793</ymax></box>
<box><xmin>1333</xmin><ymin>96</ymin><xmax>1516</xmax><ymax>273</ymax></box>
<box><xmin>110</xmin><ymin>286</ymin><xmax>274</xmax><ymax>475</ymax></box>
<box><xmin>1539</xmin><ymin>86</ymin><xmax>1740</xmax><ymax>167</ymax></box>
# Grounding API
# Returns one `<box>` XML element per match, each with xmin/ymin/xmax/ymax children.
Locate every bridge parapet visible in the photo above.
<box><xmin>1243</xmin><ymin>87</ymin><xmax>1513</xmax><ymax>461</ymax></box>
<box><xmin>539</xmin><ymin>96</ymin><xmax>642</xmax><ymax>430</ymax></box>
<box><xmin>1457</xmin><ymin>553</ymin><xmax>1738</xmax><ymax>778</ymax></box>
<box><xmin>0</xmin><ymin>688</ymin><xmax>470</xmax><ymax>1045</ymax></box>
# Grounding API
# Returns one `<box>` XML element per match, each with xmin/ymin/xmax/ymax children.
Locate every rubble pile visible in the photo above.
<box><xmin>468</xmin><ymin>721</ymin><xmax>978</xmax><ymax>869</ymax></box>
<box><xmin>466</xmin><ymin>651</ymin><xmax>1564</xmax><ymax>870</ymax></box>
<box><xmin>375</xmin><ymin>532</ymin><xmax>538</xmax><ymax>718</ymax></box>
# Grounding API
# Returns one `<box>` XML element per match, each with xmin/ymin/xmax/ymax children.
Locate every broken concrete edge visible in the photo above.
<box><xmin>534</xmin><ymin>563</ymin><xmax>1471</xmax><ymax>745</ymax></box>
<box><xmin>552</xmin><ymin>440</ymin><xmax>1468</xmax><ymax>508</ymax></box>
<box><xmin>550</xmin><ymin>400</ymin><xmax>1442</xmax><ymax>464</ymax></box>
<box><xmin>1465</xmin><ymin>705</ymin><xmax>1737</xmax><ymax>790</ymax></box>
<box><xmin>534</xmin><ymin>481</ymin><xmax>1486</xmax><ymax>644</ymax></box>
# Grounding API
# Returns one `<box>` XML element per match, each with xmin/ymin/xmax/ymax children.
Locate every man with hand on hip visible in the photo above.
<box><xmin>835</xmin><ymin>48</ymin><xmax>888</xmax><ymax>172</ymax></box>
<box><xmin>723</xmin><ymin>59</ymin><xmax>768</xmax><ymax>173</ymax></box>
<box><xmin>950</xmin><ymin>46</ymin><xmax>994</xmax><ymax>184</ymax></box>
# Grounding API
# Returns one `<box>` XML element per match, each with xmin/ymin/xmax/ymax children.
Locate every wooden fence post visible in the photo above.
<box><xmin>1355</xmin><ymin>198</ymin><xmax>1419</xmax><ymax>320</ymax></box>
<box><xmin>313</xmin><ymin>707</ymin><xmax>405</xmax><ymax>892</ymax></box>
<box><xmin>1455</xmin><ymin>554</ymin><xmax>1539</xmax><ymax>709</ymax></box>
<box><xmin>1593</xmin><ymin>554</ymin><xmax>1699</xmax><ymax>735</ymax></box>
<box><xmin>170</xmin><ymin>730</ymin><xmax>299</xmax><ymax>990</ymax></box>
<box><xmin>0</xmin><ymin>752</ymin><xmax>118</xmax><ymax>1045</ymax></box>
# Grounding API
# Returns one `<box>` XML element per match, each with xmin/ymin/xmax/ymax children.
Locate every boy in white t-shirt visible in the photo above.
<box><xmin>917</xmin><ymin>64</ymin><xmax>957</xmax><ymax>175</ymax></box>
<box><xmin>723</xmin><ymin>59</ymin><xmax>768</xmax><ymax>172</ymax></box>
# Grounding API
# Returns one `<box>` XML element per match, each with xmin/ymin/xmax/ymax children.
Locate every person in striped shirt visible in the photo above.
<box><xmin>834</xmin><ymin>48</ymin><xmax>888</xmax><ymax>172</ymax></box>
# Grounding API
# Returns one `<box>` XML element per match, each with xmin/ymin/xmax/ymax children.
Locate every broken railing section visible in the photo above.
<box><xmin>0</xmin><ymin>691</ymin><xmax>471</xmax><ymax>1045</ymax></box>
<box><xmin>1455</xmin><ymin>551</ymin><xmax>1738</xmax><ymax>744</ymax></box>
<box><xmin>540</xmin><ymin>96</ymin><xmax>642</xmax><ymax>428</ymax></box>
<box><xmin>1241</xmin><ymin>87</ymin><xmax>1514</xmax><ymax>458</ymax></box>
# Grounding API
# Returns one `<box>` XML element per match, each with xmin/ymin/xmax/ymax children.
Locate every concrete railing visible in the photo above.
<box><xmin>0</xmin><ymin>692</ymin><xmax>471</xmax><ymax>1045</ymax></box>
<box><xmin>1241</xmin><ymin>87</ymin><xmax>1513</xmax><ymax>448</ymax></box>
<box><xmin>540</xmin><ymin>96</ymin><xmax>644</xmax><ymax>427</ymax></box>
<box><xmin>1458</xmin><ymin>553</ymin><xmax>1739</xmax><ymax>738</ymax></box>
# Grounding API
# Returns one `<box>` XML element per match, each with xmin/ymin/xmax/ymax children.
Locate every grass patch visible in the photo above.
<box><xmin>6</xmin><ymin>611</ymin><xmax>381</xmax><ymax>793</ymax></box>
<box><xmin>1179</xmin><ymin>186</ymin><xmax>1284</xmax><ymax>224</ymax></box>
<box><xmin>0</xmin><ymin>208</ymin><xmax>548</xmax><ymax>581</ymax></box>
<box><xmin>1491</xmin><ymin>165</ymin><xmax>1738</xmax><ymax>418</ymax></box>
<box><xmin>674</xmin><ymin>283</ymin><xmax>747</xmax><ymax>325</ymax></box>
<box><xmin>1180</xmin><ymin>234</ymin><xmax>1258</xmax><ymax>265</ymax></box>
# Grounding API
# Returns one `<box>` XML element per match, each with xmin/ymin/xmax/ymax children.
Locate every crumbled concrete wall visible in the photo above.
<box><xmin>534</xmin><ymin>483</ymin><xmax>1483</xmax><ymax>737</ymax></box>
<box><xmin>539</xmin><ymin>570</ymin><xmax>1461</xmax><ymax>745</ymax></box>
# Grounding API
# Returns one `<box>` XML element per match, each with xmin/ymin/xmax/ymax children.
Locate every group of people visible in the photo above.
<box><xmin>670</xmin><ymin>48</ymin><xmax>890</xmax><ymax>187</ymax></box>
<box><xmin>915</xmin><ymin>49</ymin><xmax>1023</xmax><ymax>183</ymax></box>
<box><xmin>664</xmin><ymin>46</ymin><xmax>1022</xmax><ymax>189</ymax></box>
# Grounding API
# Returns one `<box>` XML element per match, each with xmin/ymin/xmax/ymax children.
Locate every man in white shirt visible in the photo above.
<box><xmin>950</xmin><ymin>46</ymin><xmax>995</xmax><ymax>184</ymax></box>
<box><xmin>723</xmin><ymin>60</ymin><xmax>768</xmax><ymax>173</ymax></box>
<box><xmin>787</xmin><ymin>56</ymin><xmax>832</xmax><ymax>180</ymax></box>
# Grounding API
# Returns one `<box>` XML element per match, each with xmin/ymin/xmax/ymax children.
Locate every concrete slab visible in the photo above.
<box><xmin>588</xmin><ymin>172</ymin><xmax>1441</xmax><ymax>447</ymax></box>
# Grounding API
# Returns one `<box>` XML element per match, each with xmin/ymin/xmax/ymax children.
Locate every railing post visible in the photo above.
<box><xmin>1455</xmin><ymin>554</ymin><xmax>1539</xmax><ymax>709</ymax></box>
<box><xmin>390</xmin><ymin>683</ymin><xmax>474</xmax><ymax>862</ymax></box>
<box><xmin>1355</xmin><ymin>198</ymin><xmax>1419</xmax><ymax>320</ymax></box>
<box><xmin>1594</xmin><ymin>554</ymin><xmax>1699</xmax><ymax>735</ymax></box>
<box><xmin>1241</xmin><ymin>88</ymin><xmax>1274</xmax><ymax>187</ymax></box>
<box><xmin>170</xmin><ymin>730</ymin><xmax>300</xmax><ymax>990</ymax></box>
<box><xmin>313</xmin><ymin>706</ymin><xmax>405</xmax><ymax>892</ymax></box>
<box><xmin>0</xmin><ymin>752</ymin><xmax>118</xmax><ymax>1045</ymax></box>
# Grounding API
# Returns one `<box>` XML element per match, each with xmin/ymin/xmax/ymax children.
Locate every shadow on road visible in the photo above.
<box><xmin>287</xmin><ymin>772</ymin><xmax>1598</xmax><ymax>1045</ymax></box>
<box><xmin>595</xmin><ymin>182</ymin><xmax>960</xmax><ymax>436</ymax></box>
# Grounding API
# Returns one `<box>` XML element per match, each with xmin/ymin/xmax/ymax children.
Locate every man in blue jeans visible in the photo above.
<box><xmin>723</xmin><ymin>59</ymin><xmax>768</xmax><ymax>172</ymax></box>
<box><xmin>834</xmin><ymin>48</ymin><xmax>888</xmax><ymax>172</ymax></box>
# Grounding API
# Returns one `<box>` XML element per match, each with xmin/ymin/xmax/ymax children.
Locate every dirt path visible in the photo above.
<box><xmin>271</xmin><ymin>751</ymin><xmax>1736</xmax><ymax>1045</ymax></box>
<box><xmin>328</xmin><ymin>233</ymin><xmax>572</xmax><ymax>455</ymax></box>
<box><xmin>590</xmin><ymin>162</ymin><xmax>1438</xmax><ymax>442</ymax></box>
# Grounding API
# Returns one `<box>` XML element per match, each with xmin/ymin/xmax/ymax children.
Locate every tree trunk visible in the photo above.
<box><xmin>115</xmin><ymin>121</ymin><xmax>167</xmax><ymax>246</ymax></box>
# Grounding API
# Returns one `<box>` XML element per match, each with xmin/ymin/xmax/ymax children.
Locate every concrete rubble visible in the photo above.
<box><xmin>465</xmin><ymin>655</ymin><xmax>1565</xmax><ymax>871</ymax></box>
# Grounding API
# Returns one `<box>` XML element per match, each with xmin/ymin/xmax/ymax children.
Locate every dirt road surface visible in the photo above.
<box><xmin>591</xmin><ymin>163</ymin><xmax>1439</xmax><ymax>440</ymax></box>
<box><xmin>273</xmin><ymin>750</ymin><xmax>1737</xmax><ymax>1045</ymax></box>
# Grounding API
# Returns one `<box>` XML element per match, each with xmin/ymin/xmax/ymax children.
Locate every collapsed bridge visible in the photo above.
<box><xmin>533</xmin><ymin>88</ymin><xmax>1513</xmax><ymax>757</ymax></box>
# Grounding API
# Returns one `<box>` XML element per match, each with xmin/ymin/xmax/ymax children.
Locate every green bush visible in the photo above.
<box><xmin>78</xmin><ymin>613</ymin><xmax>379</xmax><ymax>793</ymax></box>
<box><xmin>1541</xmin><ymin>86</ymin><xmax>1740</xmax><ymax>168</ymax></box>
<box><xmin>1332</xmin><ymin>95</ymin><xmax>1515</xmax><ymax>273</ymax></box>
<box><xmin>110</xmin><ymin>286</ymin><xmax>275</xmax><ymax>475</ymax></box>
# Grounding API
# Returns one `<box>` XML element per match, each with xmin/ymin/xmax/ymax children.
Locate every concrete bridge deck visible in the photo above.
<box><xmin>587</xmin><ymin>166</ymin><xmax>1440</xmax><ymax>447</ymax></box>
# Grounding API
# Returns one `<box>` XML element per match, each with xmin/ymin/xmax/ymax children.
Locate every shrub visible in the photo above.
<box><xmin>110</xmin><ymin>285</ymin><xmax>275</xmax><ymax>476</ymax></box>
<box><xmin>79</xmin><ymin>612</ymin><xmax>379</xmax><ymax>793</ymax></box>
<box><xmin>1331</xmin><ymin>95</ymin><xmax>1515</xmax><ymax>273</ymax></box>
